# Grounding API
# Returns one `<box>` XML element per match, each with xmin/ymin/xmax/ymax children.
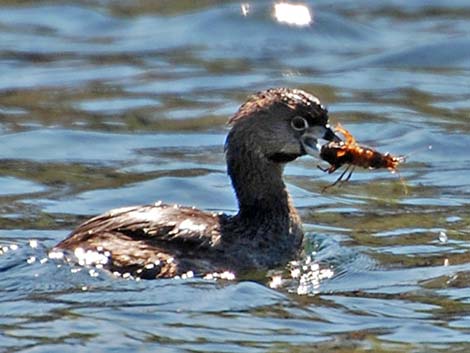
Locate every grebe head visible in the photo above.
<box><xmin>225</xmin><ymin>88</ymin><xmax>339</xmax><ymax>165</ymax></box>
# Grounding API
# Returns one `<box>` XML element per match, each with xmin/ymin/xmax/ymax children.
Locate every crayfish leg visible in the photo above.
<box><xmin>322</xmin><ymin>164</ymin><xmax>355</xmax><ymax>192</ymax></box>
<box><xmin>317</xmin><ymin>165</ymin><xmax>338</xmax><ymax>174</ymax></box>
<box><xmin>344</xmin><ymin>166</ymin><xmax>355</xmax><ymax>182</ymax></box>
<box><xmin>335</xmin><ymin>123</ymin><xmax>356</xmax><ymax>145</ymax></box>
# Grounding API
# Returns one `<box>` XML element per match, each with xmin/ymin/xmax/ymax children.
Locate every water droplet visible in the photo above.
<box><xmin>29</xmin><ymin>240</ymin><xmax>38</xmax><ymax>248</ymax></box>
<box><xmin>319</xmin><ymin>268</ymin><xmax>334</xmax><ymax>280</ymax></box>
<box><xmin>49</xmin><ymin>251</ymin><xmax>64</xmax><ymax>260</ymax></box>
<box><xmin>241</xmin><ymin>3</ymin><xmax>250</xmax><ymax>17</ymax></box>
<box><xmin>310</xmin><ymin>263</ymin><xmax>320</xmax><ymax>272</ymax></box>
<box><xmin>290</xmin><ymin>268</ymin><xmax>301</xmax><ymax>279</ymax></box>
<box><xmin>269</xmin><ymin>275</ymin><xmax>283</xmax><ymax>289</ymax></box>
<box><xmin>203</xmin><ymin>273</ymin><xmax>214</xmax><ymax>280</ymax></box>
<box><xmin>438</xmin><ymin>231</ymin><xmax>448</xmax><ymax>243</ymax></box>
<box><xmin>219</xmin><ymin>271</ymin><xmax>235</xmax><ymax>280</ymax></box>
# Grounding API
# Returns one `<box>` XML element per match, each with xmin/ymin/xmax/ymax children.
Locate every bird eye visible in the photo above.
<box><xmin>291</xmin><ymin>116</ymin><xmax>308</xmax><ymax>131</ymax></box>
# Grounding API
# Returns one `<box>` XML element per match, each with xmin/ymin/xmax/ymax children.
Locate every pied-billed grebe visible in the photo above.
<box><xmin>53</xmin><ymin>88</ymin><xmax>340</xmax><ymax>279</ymax></box>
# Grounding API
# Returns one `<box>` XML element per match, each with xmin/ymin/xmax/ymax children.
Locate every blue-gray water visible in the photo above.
<box><xmin>1</xmin><ymin>1</ymin><xmax>470</xmax><ymax>352</ymax></box>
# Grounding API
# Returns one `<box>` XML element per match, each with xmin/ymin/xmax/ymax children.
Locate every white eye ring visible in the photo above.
<box><xmin>291</xmin><ymin>116</ymin><xmax>308</xmax><ymax>131</ymax></box>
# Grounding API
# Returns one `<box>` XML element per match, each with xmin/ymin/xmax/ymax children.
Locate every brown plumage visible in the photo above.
<box><xmin>53</xmin><ymin>88</ymin><xmax>340</xmax><ymax>279</ymax></box>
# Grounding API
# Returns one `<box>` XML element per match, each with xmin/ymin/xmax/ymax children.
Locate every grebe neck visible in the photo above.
<box><xmin>226</xmin><ymin>139</ymin><xmax>299</xmax><ymax>232</ymax></box>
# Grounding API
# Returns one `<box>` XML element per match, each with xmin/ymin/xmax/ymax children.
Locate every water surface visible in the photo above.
<box><xmin>1</xmin><ymin>1</ymin><xmax>470</xmax><ymax>352</ymax></box>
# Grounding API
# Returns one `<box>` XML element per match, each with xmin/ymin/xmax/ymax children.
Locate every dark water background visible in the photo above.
<box><xmin>1</xmin><ymin>1</ymin><xmax>470</xmax><ymax>352</ymax></box>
